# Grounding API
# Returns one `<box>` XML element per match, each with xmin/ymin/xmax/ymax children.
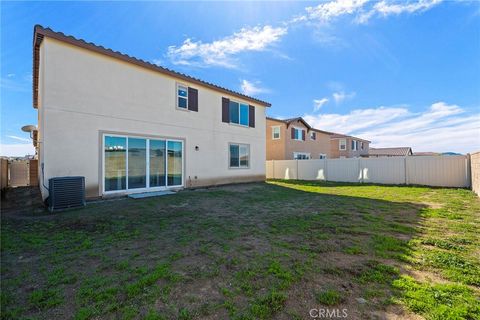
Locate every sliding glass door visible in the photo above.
<box><xmin>167</xmin><ymin>141</ymin><xmax>183</xmax><ymax>186</ymax></box>
<box><xmin>149</xmin><ymin>139</ymin><xmax>166</xmax><ymax>187</ymax></box>
<box><xmin>128</xmin><ymin>138</ymin><xmax>147</xmax><ymax>189</ymax></box>
<box><xmin>104</xmin><ymin>136</ymin><xmax>127</xmax><ymax>191</ymax></box>
<box><xmin>103</xmin><ymin>135</ymin><xmax>183</xmax><ymax>193</ymax></box>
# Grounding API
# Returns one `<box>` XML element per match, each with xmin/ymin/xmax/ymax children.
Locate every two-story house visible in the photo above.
<box><xmin>369</xmin><ymin>147</ymin><xmax>413</xmax><ymax>157</ymax></box>
<box><xmin>266</xmin><ymin>117</ymin><xmax>332</xmax><ymax>160</ymax></box>
<box><xmin>329</xmin><ymin>134</ymin><xmax>370</xmax><ymax>158</ymax></box>
<box><xmin>33</xmin><ymin>26</ymin><xmax>270</xmax><ymax>199</ymax></box>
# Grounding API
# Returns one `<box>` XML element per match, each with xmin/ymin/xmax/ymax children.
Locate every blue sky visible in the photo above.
<box><xmin>1</xmin><ymin>0</ymin><xmax>479</xmax><ymax>156</ymax></box>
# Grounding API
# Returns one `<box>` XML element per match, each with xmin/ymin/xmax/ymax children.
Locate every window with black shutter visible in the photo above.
<box><xmin>188</xmin><ymin>87</ymin><xmax>198</xmax><ymax>112</ymax></box>
<box><xmin>177</xmin><ymin>84</ymin><xmax>198</xmax><ymax>112</ymax></box>
<box><xmin>221</xmin><ymin>97</ymin><xmax>255</xmax><ymax>128</ymax></box>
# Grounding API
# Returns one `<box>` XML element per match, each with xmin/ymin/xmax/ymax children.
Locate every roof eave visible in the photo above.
<box><xmin>32</xmin><ymin>25</ymin><xmax>271</xmax><ymax>109</ymax></box>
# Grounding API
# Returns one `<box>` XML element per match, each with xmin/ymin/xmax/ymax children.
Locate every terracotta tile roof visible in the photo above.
<box><xmin>329</xmin><ymin>133</ymin><xmax>371</xmax><ymax>143</ymax></box>
<box><xmin>267</xmin><ymin>117</ymin><xmax>312</xmax><ymax>130</ymax></box>
<box><xmin>32</xmin><ymin>25</ymin><xmax>271</xmax><ymax>109</ymax></box>
<box><xmin>267</xmin><ymin>116</ymin><xmax>367</xmax><ymax>138</ymax></box>
<box><xmin>369</xmin><ymin>147</ymin><xmax>413</xmax><ymax>156</ymax></box>
<box><xmin>412</xmin><ymin>152</ymin><xmax>440</xmax><ymax>156</ymax></box>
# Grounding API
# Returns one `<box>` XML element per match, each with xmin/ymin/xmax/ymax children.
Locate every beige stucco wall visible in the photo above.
<box><xmin>471</xmin><ymin>152</ymin><xmax>480</xmax><ymax>196</ymax></box>
<box><xmin>330</xmin><ymin>138</ymin><xmax>369</xmax><ymax>158</ymax></box>
<box><xmin>266</xmin><ymin>119</ymin><xmax>331</xmax><ymax>160</ymax></box>
<box><xmin>37</xmin><ymin>38</ymin><xmax>267</xmax><ymax>199</ymax></box>
<box><xmin>266</xmin><ymin>119</ymin><xmax>286</xmax><ymax>160</ymax></box>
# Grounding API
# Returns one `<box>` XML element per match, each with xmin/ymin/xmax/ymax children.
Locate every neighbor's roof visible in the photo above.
<box><xmin>267</xmin><ymin>116</ymin><xmax>359</xmax><ymax>137</ymax></box>
<box><xmin>32</xmin><ymin>25</ymin><xmax>271</xmax><ymax>109</ymax></box>
<box><xmin>369</xmin><ymin>147</ymin><xmax>413</xmax><ymax>156</ymax></box>
<box><xmin>413</xmin><ymin>152</ymin><xmax>440</xmax><ymax>156</ymax></box>
<box><xmin>330</xmin><ymin>133</ymin><xmax>371</xmax><ymax>143</ymax></box>
<box><xmin>267</xmin><ymin>117</ymin><xmax>312</xmax><ymax>130</ymax></box>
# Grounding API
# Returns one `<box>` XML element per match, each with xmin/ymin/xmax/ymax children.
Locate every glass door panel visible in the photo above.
<box><xmin>167</xmin><ymin>141</ymin><xmax>183</xmax><ymax>186</ymax></box>
<box><xmin>128</xmin><ymin>138</ymin><xmax>147</xmax><ymax>189</ymax></box>
<box><xmin>150</xmin><ymin>139</ymin><xmax>166</xmax><ymax>187</ymax></box>
<box><xmin>104</xmin><ymin>136</ymin><xmax>127</xmax><ymax>191</ymax></box>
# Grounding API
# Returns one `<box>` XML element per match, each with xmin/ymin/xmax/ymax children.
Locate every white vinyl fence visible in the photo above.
<box><xmin>266</xmin><ymin>155</ymin><xmax>470</xmax><ymax>188</ymax></box>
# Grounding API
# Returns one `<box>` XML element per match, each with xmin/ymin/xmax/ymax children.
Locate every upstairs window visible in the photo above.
<box><xmin>310</xmin><ymin>132</ymin><xmax>316</xmax><ymax>140</ymax></box>
<box><xmin>292</xmin><ymin>128</ymin><xmax>304</xmax><ymax>141</ymax></box>
<box><xmin>352</xmin><ymin>140</ymin><xmax>358</xmax><ymax>151</ymax></box>
<box><xmin>319</xmin><ymin>154</ymin><xmax>327</xmax><ymax>159</ymax></box>
<box><xmin>176</xmin><ymin>84</ymin><xmax>198</xmax><ymax>112</ymax></box>
<box><xmin>177</xmin><ymin>84</ymin><xmax>188</xmax><ymax>109</ymax></box>
<box><xmin>229</xmin><ymin>101</ymin><xmax>249</xmax><ymax>126</ymax></box>
<box><xmin>222</xmin><ymin>97</ymin><xmax>255</xmax><ymax>127</ymax></box>
<box><xmin>361</xmin><ymin>142</ymin><xmax>364</xmax><ymax>150</ymax></box>
<box><xmin>339</xmin><ymin>139</ymin><xmax>347</xmax><ymax>150</ymax></box>
<box><xmin>272</xmin><ymin>126</ymin><xmax>281</xmax><ymax>140</ymax></box>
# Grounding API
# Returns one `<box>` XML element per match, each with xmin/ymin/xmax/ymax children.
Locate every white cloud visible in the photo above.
<box><xmin>303</xmin><ymin>0</ymin><xmax>369</xmax><ymax>23</ymax></box>
<box><xmin>0</xmin><ymin>144</ymin><xmax>35</xmax><ymax>157</ymax></box>
<box><xmin>304</xmin><ymin>106</ymin><xmax>409</xmax><ymax>134</ymax></box>
<box><xmin>7</xmin><ymin>135</ymin><xmax>31</xmax><ymax>142</ymax></box>
<box><xmin>7</xmin><ymin>73</ymin><xmax>15</xmax><ymax>78</ymax></box>
<box><xmin>332</xmin><ymin>91</ymin><xmax>356</xmax><ymax>104</ymax></box>
<box><xmin>313</xmin><ymin>98</ymin><xmax>329</xmax><ymax>111</ymax></box>
<box><xmin>374</xmin><ymin>0</ymin><xmax>442</xmax><ymax>16</ymax></box>
<box><xmin>0</xmin><ymin>77</ymin><xmax>29</xmax><ymax>92</ymax></box>
<box><xmin>164</xmin><ymin>0</ymin><xmax>443</xmax><ymax>67</ymax></box>
<box><xmin>240</xmin><ymin>79</ymin><xmax>269</xmax><ymax>96</ymax></box>
<box><xmin>151</xmin><ymin>58</ymin><xmax>163</xmax><ymax>66</ymax></box>
<box><xmin>303</xmin><ymin>101</ymin><xmax>480</xmax><ymax>153</ymax></box>
<box><xmin>166</xmin><ymin>25</ymin><xmax>287</xmax><ymax>68</ymax></box>
<box><xmin>357</xmin><ymin>0</ymin><xmax>442</xmax><ymax>23</ymax></box>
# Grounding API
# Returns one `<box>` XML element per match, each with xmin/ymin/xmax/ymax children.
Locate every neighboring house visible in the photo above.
<box><xmin>266</xmin><ymin>117</ymin><xmax>332</xmax><ymax>160</ymax></box>
<box><xmin>33</xmin><ymin>26</ymin><xmax>270</xmax><ymax>199</ymax></box>
<box><xmin>413</xmin><ymin>152</ymin><xmax>440</xmax><ymax>156</ymax></box>
<box><xmin>369</xmin><ymin>147</ymin><xmax>413</xmax><ymax>157</ymax></box>
<box><xmin>330</xmin><ymin>134</ymin><xmax>370</xmax><ymax>158</ymax></box>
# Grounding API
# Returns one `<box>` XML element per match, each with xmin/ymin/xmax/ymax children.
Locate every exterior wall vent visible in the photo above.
<box><xmin>48</xmin><ymin>176</ymin><xmax>86</xmax><ymax>212</ymax></box>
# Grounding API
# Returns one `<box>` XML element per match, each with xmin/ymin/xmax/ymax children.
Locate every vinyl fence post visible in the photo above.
<box><xmin>359</xmin><ymin>158</ymin><xmax>363</xmax><ymax>183</ymax></box>
<box><xmin>296</xmin><ymin>160</ymin><xmax>299</xmax><ymax>180</ymax></box>
<box><xmin>404</xmin><ymin>157</ymin><xmax>408</xmax><ymax>185</ymax></box>
<box><xmin>466</xmin><ymin>154</ymin><xmax>471</xmax><ymax>189</ymax></box>
<box><xmin>325</xmin><ymin>158</ymin><xmax>328</xmax><ymax>182</ymax></box>
<box><xmin>272</xmin><ymin>160</ymin><xmax>275</xmax><ymax>179</ymax></box>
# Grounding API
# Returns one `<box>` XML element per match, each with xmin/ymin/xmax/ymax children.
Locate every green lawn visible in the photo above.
<box><xmin>1</xmin><ymin>180</ymin><xmax>479</xmax><ymax>319</ymax></box>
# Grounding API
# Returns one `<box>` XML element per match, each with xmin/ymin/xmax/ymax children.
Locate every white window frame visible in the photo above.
<box><xmin>293</xmin><ymin>152</ymin><xmax>310</xmax><ymax>160</ymax></box>
<box><xmin>229</xmin><ymin>143</ymin><xmax>250</xmax><ymax>169</ymax></box>
<box><xmin>352</xmin><ymin>140</ymin><xmax>358</xmax><ymax>151</ymax></box>
<box><xmin>339</xmin><ymin>139</ymin><xmax>347</xmax><ymax>150</ymax></box>
<box><xmin>229</xmin><ymin>100</ymin><xmax>250</xmax><ymax>127</ymax></box>
<box><xmin>319</xmin><ymin>154</ymin><xmax>327</xmax><ymax>159</ymax></box>
<box><xmin>102</xmin><ymin>133</ymin><xmax>184</xmax><ymax>195</ymax></box>
<box><xmin>293</xmin><ymin>127</ymin><xmax>304</xmax><ymax>141</ymax></box>
<box><xmin>272</xmin><ymin>126</ymin><xmax>281</xmax><ymax>140</ymax></box>
<box><xmin>176</xmin><ymin>83</ymin><xmax>188</xmax><ymax>110</ymax></box>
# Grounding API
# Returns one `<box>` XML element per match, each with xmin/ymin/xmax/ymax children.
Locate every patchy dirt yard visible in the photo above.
<box><xmin>1</xmin><ymin>181</ymin><xmax>479</xmax><ymax>319</ymax></box>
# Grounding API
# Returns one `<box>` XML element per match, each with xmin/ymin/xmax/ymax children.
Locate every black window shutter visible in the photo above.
<box><xmin>291</xmin><ymin>128</ymin><xmax>295</xmax><ymax>139</ymax></box>
<box><xmin>188</xmin><ymin>87</ymin><xmax>198</xmax><ymax>112</ymax></box>
<box><xmin>302</xmin><ymin>130</ymin><xmax>306</xmax><ymax>141</ymax></box>
<box><xmin>222</xmin><ymin>97</ymin><xmax>230</xmax><ymax>123</ymax></box>
<box><xmin>248</xmin><ymin>105</ymin><xmax>255</xmax><ymax>128</ymax></box>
